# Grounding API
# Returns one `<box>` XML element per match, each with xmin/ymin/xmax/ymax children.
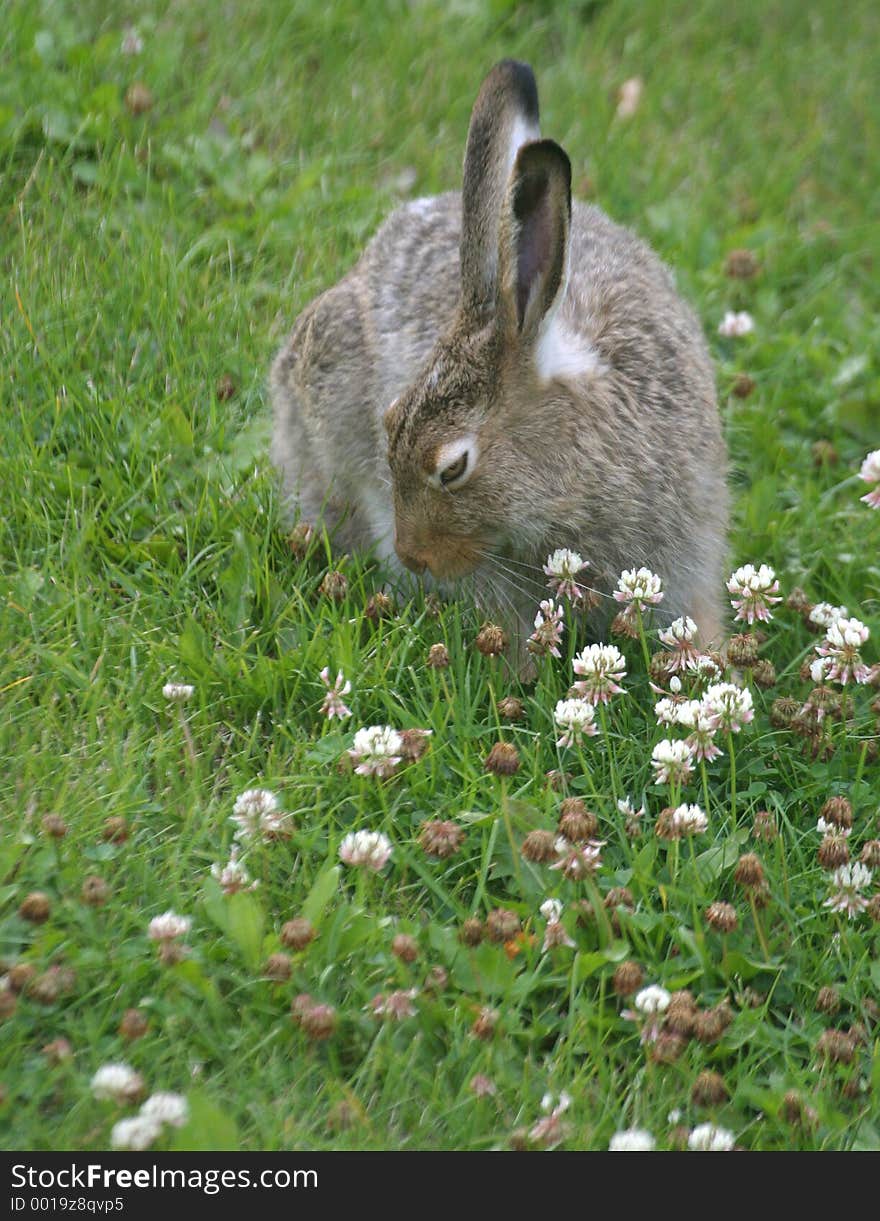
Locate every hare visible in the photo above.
<box><xmin>270</xmin><ymin>60</ymin><xmax>729</xmax><ymax>648</ymax></box>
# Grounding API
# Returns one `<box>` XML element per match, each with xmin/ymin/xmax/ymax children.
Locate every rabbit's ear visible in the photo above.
<box><xmin>497</xmin><ymin>139</ymin><xmax>571</xmax><ymax>342</ymax></box>
<box><xmin>460</xmin><ymin>60</ymin><xmax>540</xmax><ymax>322</ymax></box>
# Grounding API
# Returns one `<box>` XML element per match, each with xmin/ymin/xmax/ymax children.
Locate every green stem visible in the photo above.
<box><xmin>727</xmin><ymin>732</ymin><xmax>737</xmax><ymax>825</ymax></box>
<box><xmin>500</xmin><ymin>778</ymin><xmax>523</xmax><ymax>892</ymax></box>
<box><xmin>635</xmin><ymin>606</ymin><xmax>652</xmax><ymax>673</ymax></box>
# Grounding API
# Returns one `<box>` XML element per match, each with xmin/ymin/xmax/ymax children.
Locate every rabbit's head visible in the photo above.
<box><xmin>385</xmin><ymin>60</ymin><xmax>580</xmax><ymax>581</ymax></box>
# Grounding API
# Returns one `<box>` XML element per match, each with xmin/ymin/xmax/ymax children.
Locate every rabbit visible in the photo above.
<box><xmin>270</xmin><ymin>60</ymin><xmax>729</xmax><ymax>651</ymax></box>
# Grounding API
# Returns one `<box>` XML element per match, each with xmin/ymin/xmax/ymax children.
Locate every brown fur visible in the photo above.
<box><xmin>270</xmin><ymin>61</ymin><xmax>729</xmax><ymax>648</ymax></box>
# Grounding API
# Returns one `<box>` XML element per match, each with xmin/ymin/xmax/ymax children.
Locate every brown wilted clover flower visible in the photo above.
<box><xmin>752</xmin><ymin>809</ymin><xmax>778</xmax><ymax>841</ymax></box>
<box><xmin>471</xmin><ymin>1006</ymin><xmax>499</xmax><ymax>1040</ymax></box>
<box><xmin>815</xmin><ymin>986</ymin><xmax>841</xmax><ymax>1015</ymax></box>
<box><xmin>558</xmin><ymin>797</ymin><xmax>599</xmax><ymax>842</ymax></box>
<box><xmin>860</xmin><ymin>840</ymin><xmax>880</xmax><ymax>868</ymax></box>
<box><xmin>419</xmin><ymin>820</ymin><xmax>464</xmax><ymax>859</ymax></box>
<box><xmin>459</xmin><ymin>917</ymin><xmax>484</xmax><ymax>946</ymax></box>
<box><xmin>692</xmin><ymin>1006</ymin><xmax>728</xmax><ymax>1045</ymax></box>
<box><xmin>364</xmin><ymin>591</ymin><xmax>395</xmax><ymax>621</ymax></box>
<box><xmin>705</xmin><ymin>901</ymin><xmax>738</xmax><ymax>933</ymax></box>
<box><xmin>125</xmin><ymin>81</ymin><xmax>153</xmax><ymax>115</ymax></box>
<box><xmin>544</xmin><ymin>769</ymin><xmax>573</xmax><ymax>792</ymax></box>
<box><xmin>6</xmin><ymin>964</ymin><xmax>35</xmax><ymax>993</ymax></box>
<box><xmin>727</xmin><ymin>633</ymin><xmax>759</xmax><ymax>667</ymax></box>
<box><xmin>752</xmin><ymin>659</ymin><xmax>776</xmax><ymax>689</ymax></box>
<box><xmin>399</xmin><ymin>728</ymin><xmax>433</xmax><ymax>761</ymax></box>
<box><xmin>263</xmin><ymin>953</ymin><xmax>292</xmax><ymax>981</ymax></box>
<box><xmin>820</xmin><ymin>796</ymin><xmax>853</xmax><ymax>829</ymax></box>
<box><xmin>692</xmin><ymin>1071</ymin><xmax>730</xmax><ymax>1106</ymax></box>
<box><xmin>474</xmin><ymin>622</ymin><xmax>507</xmax><ymax>657</ymax></box>
<box><xmin>612</xmin><ymin>961</ymin><xmax>643</xmax><ymax>997</ymax></box>
<box><xmin>733</xmin><ymin>853</ymin><xmax>765</xmax><ymax>888</ymax></box>
<box><xmin>811</xmin><ymin>439</ymin><xmax>838</xmax><ymax>467</ymax></box>
<box><xmin>319</xmin><ymin>569</ymin><xmax>348</xmax><ymax>601</ymax></box>
<box><xmin>664</xmin><ymin>990</ymin><xmax>697</xmax><ymax>1038</ymax></box>
<box><xmin>818</xmin><ymin>831</ymin><xmax>850</xmax><ymax>870</ymax></box>
<box><xmin>785</xmin><ymin>586</ymin><xmax>813</xmax><ymax>614</ymax></box>
<box><xmin>731</xmin><ymin>372</ymin><xmax>755</xmax><ymax>398</ymax></box>
<box><xmin>815</xmin><ymin>1028</ymin><xmax>856</xmax><ymax>1065</ymax></box>
<box><xmin>423</xmin><ymin>965</ymin><xmax>448</xmax><ymax>994</ymax></box>
<box><xmin>769</xmin><ymin>697</ymin><xmax>800</xmax><ymax>729</ymax></box>
<box><xmin>102</xmin><ymin>816</ymin><xmax>129</xmax><ymax>843</ymax></box>
<box><xmin>391</xmin><ymin>934</ymin><xmax>419</xmax><ymax>963</ymax></box>
<box><xmin>0</xmin><ymin>990</ymin><xmax>16</xmax><ymax>1020</ymax></box>
<box><xmin>19</xmin><ymin>892</ymin><xmax>51</xmax><ymax>924</ymax></box>
<box><xmin>119</xmin><ymin>1009</ymin><xmax>150</xmax><ymax>1040</ymax></box>
<box><xmin>42</xmin><ymin>1038</ymin><xmax>73</xmax><ymax>1064</ymax></box>
<box><xmin>41</xmin><ymin>814</ymin><xmax>68</xmax><ymax>839</ymax></box>
<box><xmin>81</xmin><ymin>875</ymin><xmax>110</xmax><ymax>907</ymax></box>
<box><xmin>486</xmin><ymin>908</ymin><xmax>521</xmax><ymax>944</ymax></box>
<box><xmin>280</xmin><ymin>918</ymin><xmax>316</xmax><ymax>950</ymax></box>
<box><xmin>426</xmin><ymin>642</ymin><xmax>450</xmax><ymax>669</ymax></box>
<box><xmin>301</xmin><ymin>1003</ymin><xmax>338</xmax><ymax>1041</ymax></box>
<box><xmin>215</xmin><ymin>374</ymin><xmax>236</xmax><ymax>401</ymax></box>
<box><xmin>650</xmin><ymin>1031</ymin><xmax>686</xmax><ymax>1064</ymax></box>
<box><xmin>781</xmin><ymin>1091</ymin><xmax>818</xmax><ymax>1129</ymax></box>
<box><xmin>287</xmin><ymin>522</ymin><xmax>315</xmax><ymax>558</ymax></box>
<box><xmin>483</xmin><ymin>741</ymin><xmax>520</xmax><ymax>776</ymax></box>
<box><xmin>521</xmin><ymin>829</ymin><xmax>558</xmax><ymax>863</ymax></box>
<box><xmin>497</xmin><ymin>696</ymin><xmax>523</xmax><ymax>720</ymax></box>
<box><xmin>724</xmin><ymin>248</ymin><xmax>760</xmax><ymax>278</ymax></box>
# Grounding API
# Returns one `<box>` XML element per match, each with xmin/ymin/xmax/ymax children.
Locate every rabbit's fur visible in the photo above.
<box><xmin>270</xmin><ymin>61</ymin><xmax>728</xmax><ymax>646</ymax></box>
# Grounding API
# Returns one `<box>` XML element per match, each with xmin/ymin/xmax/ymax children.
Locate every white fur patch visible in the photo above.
<box><xmin>507</xmin><ymin>114</ymin><xmax>540</xmax><ymax>179</ymax></box>
<box><xmin>407</xmin><ymin>197</ymin><xmax>435</xmax><ymax>218</ymax></box>
<box><xmin>535</xmin><ymin>316</ymin><xmax>603</xmax><ymax>384</ymax></box>
<box><xmin>361</xmin><ymin>482</ymin><xmax>397</xmax><ymax>561</ymax></box>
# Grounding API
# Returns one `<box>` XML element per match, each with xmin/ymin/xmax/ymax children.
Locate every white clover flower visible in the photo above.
<box><xmin>718</xmin><ymin>311</ymin><xmax>754</xmax><ymax>338</ymax></box>
<box><xmin>111</xmin><ymin>1116</ymin><xmax>160</xmax><ymax>1150</ymax></box>
<box><xmin>616</xmin><ymin>76</ymin><xmax>643</xmax><ymax>118</ymax></box>
<box><xmin>670</xmin><ymin>803</ymin><xmax>708</xmax><ymax>836</ymax></box>
<box><xmin>230</xmin><ymin>788</ymin><xmax>286</xmax><ymax>842</ymax></box>
<box><xmin>571</xmin><ymin>643</ymin><xmax>627</xmax><ymax>704</ymax></box>
<box><xmin>543</xmin><ymin>549</ymin><xmax>590</xmax><ymax>603</ymax></box>
<box><xmin>634</xmin><ymin>985</ymin><xmax>671</xmax><ymax>1015</ymax></box>
<box><xmin>370</xmin><ymin>988</ymin><xmax>418</xmax><ymax>1020</ymax></box>
<box><xmin>320</xmin><ymin>667</ymin><xmax>352</xmax><ymax>720</ymax></box>
<box><xmin>676</xmin><ymin>698</ymin><xmax>723</xmax><ymax>761</ymax></box>
<box><xmin>653</xmin><ymin>697</ymin><xmax>682</xmax><ymax>726</ymax></box>
<box><xmin>140</xmin><ymin>1092</ymin><xmax>190</xmax><ymax>1129</ymax></box>
<box><xmin>701</xmin><ymin>682</ymin><xmax>754</xmax><ymax>733</ymax></box>
<box><xmin>162</xmin><ymin>682</ymin><xmax>194</xmax><ymax>702</ymax></box>
<box><xmin>814</xmin><ymin>616</ymin><xmax>871</xmax><ymax>685</ymax></box>
<box><xmin>650</xmin><ymin>738</ymin><xmax>695</xmax><ymax>785</ymax></box>
<box><xmin>550</xmin><ymin>836</ymin><xmax>604</xmax><ymax>880</ymax></box>
<box><xmin>824</xmin><ymin>863</ymin><xmax>872</xmax><ymax>918</ymax></box>
<box><xmin>554</xmin><ymin>698</ymin><xmax>599</xmax><ymax>748</ymax></box>
<box><xmin>809</xmin><ymin>602</ymin><xmax>849</xmax><ymax>630</ymax></box>
<box><xmin>530</xmin><ymin>1092</ymin><xmax>572</xmax><ymax>1147</ymax></box>
<box><xmin>609</xmin><ymin>1128</ymin><xmax>656</xmax><ymax>1151</ymax></box>
<box><xmin>540</xmin><ymin>899</ymin><xmax>564</xmax><ymax>924</ymax></box>
<box><xmin>817</xmin><ymin>818</ymin><xmax>851</xmax><ymax>838</ymax></box>
<box><xmin>339</xmin><ymin>829</ymin><xmax>393</xmax><ymax>871</ymax></box>
<box><xmin>688</xmin><ymin>1123</ymin><xmax>736</xmax><ymax>1151</ymax></box>
<box><xmin>121</xmin><ymin>28</ymin><xmax>144</xmax><ymax>56</ymax></box>
<box><xmin>657</xmin><ymin>616</ymin><xmax>702</xmax><ymax>671</ymax></box>
<box><xmin>859</xmin><ymin>449</ymin><xmax>880</xmax><ymax>509</ymax></box>
<box><xmin>91</xmin><ymin>1063</ymin><xmax>144</xmax><ymax>1103</ymax></box>
<box><xmin>617</xmin><ymin>796</ymin><xmax>645</xmax><ymax>821</ymax></box>
<box><xmin>210</xmin><ymin>846</ymin><xmax>258</xmax><ymax>896</ymax></box>
<box><xmin>726</xmin><ymin>563</ymin><xmax>781</xmax><ymax>624</ymax></box>
<box><xmin>347</xmin><ymin>726</ymin><xmax>403</xmax><ymax>778</ymax></box>
<box><xmin>614</xmin><ymin>567</ymin><xmax>664</xmax><ymax>609</ymax></box>
<box><xmin>528</xmin><ymin>599</ymin><xmax>565</xmax><ymax>658</ymax></box>
<box><xmin>147</xmin><ymin>912</ymin><xmax>191</xmax><ymax>942</ymax></box>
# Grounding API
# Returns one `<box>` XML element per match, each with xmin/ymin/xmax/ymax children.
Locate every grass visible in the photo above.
<box><xmin>1</xmin><ymin>0</ymin><xmax>879</xmax><ymax>1151</ymax></box>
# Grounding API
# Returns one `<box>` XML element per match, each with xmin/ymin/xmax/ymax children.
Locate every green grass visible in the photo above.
<box><xmin>1</xmin><ymin>0</ymin><xmax>879</xmax><ymax>1151</ymax></box>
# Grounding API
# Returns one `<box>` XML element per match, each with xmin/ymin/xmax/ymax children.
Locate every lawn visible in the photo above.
<box><xmin>1</xmin><ymin>0</ymin><xmax>879</xmax><ymax>1151</ymax></box>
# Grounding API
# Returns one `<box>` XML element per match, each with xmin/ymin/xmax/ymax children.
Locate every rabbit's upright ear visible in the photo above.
<box><xmin>497</xmin><ymin>139</ymin><xmax>571</xmax><ymax>343</ymax></box>
<box><xmin>459</xmin><ymin>61</ymin><xmax>541</xmax><ymax>322</ymax></box>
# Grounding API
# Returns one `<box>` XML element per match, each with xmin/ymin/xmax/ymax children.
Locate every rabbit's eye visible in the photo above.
<box><xmin>439</xmin><ymin>453</ymin><xmax>468</xmax><ymax>486</ymax></box>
